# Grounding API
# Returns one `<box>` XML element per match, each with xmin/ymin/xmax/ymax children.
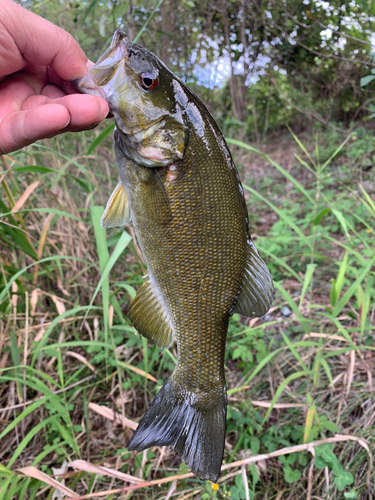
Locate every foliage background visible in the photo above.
<box><xmin>0</xmin><ymin>0</ymin><xmax>374</xmax><ymax>499</ymax></box>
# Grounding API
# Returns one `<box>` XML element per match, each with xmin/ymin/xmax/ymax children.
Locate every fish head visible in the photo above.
<box><xmin>75</xmin><ymin>29</ymin><xmax>187</xmax><ymax>167</ymax></box>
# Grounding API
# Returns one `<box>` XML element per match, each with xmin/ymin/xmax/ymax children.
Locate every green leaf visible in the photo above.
<box><xmin>116</xmin><ymin>283</ymin><xmax>137</xmax><ymax>300</ymax></box>
<box><xmin>66</xmin><ymin>173</ymin><xmax>91</xmax><ymax>193</ymax></box>
<box><xmin>320</xmin><ymin>419</ymin><xmax>340</xmax><ymax>433</ymax></box>
<box><xmin>313</xmin><ymin>208</ymin><xmax>331</xmax><ymax>225</ymax></box>
<box><xmin>314</xmin><ymin>443</ymin><xmax>334</xmax><ymax>456</ymax></box>
<box><xmin>360</xmin><ymin>75</ymin><xmax>375</xmax><ymax>87</ymax></box>
<box><xmin>283</xmin><ymin>465</ymin><xmax>301</xmax><ymax>483</ymax></box>
<box><xmin>344</xmin><ymin>490</ymin><xmax>358</xmax><ymax>499</ymax></box>
<box><xmin>332</xmin><ymin>255</ymin><xmax>375</xmax><ymax>318</ymax></box>
<box><xmin>331</xmin><ymin>209</ymin><xmax>351</xmax><ymax>239</ymax></box>
<box><xmin>11</xmin><ymin>165</ymin><xmax>56</xmax><ymax>174</ymax></box>
<box><xmin>330</xmin><ymin>278</ymin><xmax>337</xmax><ymax>307</ymax></box>
<box><xmin>314</xmin><ymin>456</ymin><xmax>327</xmax><ymax>469</ymax></box>
<box><xmin>250</xmin><ymin>437</ymin><xmax>260</xmax><ymax>455</ymax></box>
<box><xmin>9</xmin><ymin>331</ymin><xmax>22</xmax><ymax>395</ymax></box>
<box><xmin>299</xmin><ymin>263</ymin><xmax>316</xmax><ymax>309</ymax></box>
<box><xmin>0</xmin><ymin>476</ymin><xmax>14</xmax><ymax>500</ymax></box>
<box><xmin>262</xmin><ymin>370</ymin><xmax>309</xmax><ymax>423</ymax></box>
<box><xmin>334</xmin><ymin>252</ymin><xmax>348</xmax><ymax>304</ymax></box>
<box><xmin>7</xmin><ymin>416</ymin><xmax>55</xmax><ymax>468</ymax></box>
<box><xmin>334</xmin><ymin>471</ymin><xmax>354</xmax><ymax>491</ymax></box>
<box><xmin>0</xmin><ymin>465</ymin><xmax>14</xmax><ymax>478</ymax></box>
<box><xmin>83</xmin><ymin>218</ymin><xmax>132</xmax><ymax>324</ymax></box>
<box><xmin>87</xmin><ymin>122</ymin><xmax>115</xmax><ymax>155</ymax></box>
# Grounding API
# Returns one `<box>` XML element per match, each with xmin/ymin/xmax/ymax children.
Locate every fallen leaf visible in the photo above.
<box><xmin>68</xmin><ymin>460</ymin><xmax>143</xmax><ymax>484</ymax></box>
<box><xmin>11</xmin><ymin>181</ymin><xmax>40</xmax><ymax>213</ymax></box>
<box><xmin>88</xmin><ymin>402</ymin><xmax>138</xmax><ymax>430</ymax></box>
<box><xmin>50</xmin><ymin>295</ymin><xmax>66</xmax><ymax>316</ymax></box>
<box><xmin>66</xmin><ymin>351</ymin><xmax>98</xmax><ymax>374</ymax></box>
<box><xmin>120</xmin><ymin>361</ymin><xmax>158</xmax><ymax>382</ymax></box>
<box><xmin>30</xmin><ymin>289</ymin><xmax>39</xmax><ymax>317</ymax></box>
<box><xmin>17</xmin><ymin>466</ymin><xmax>78</xmax><ymax>497</ymax></box>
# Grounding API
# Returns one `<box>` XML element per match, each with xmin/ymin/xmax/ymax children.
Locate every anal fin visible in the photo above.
<box><xmin>128</xmin><ymin>276</ymin><xmax>174</xmax><ymax>349</ymax></box>
<box><xmin>232</xmin><ymin>240</ymin><xmax>274</xmax><ymax>318</ymax></box>
<box><xmin>101</xmin><ymin>181</ymin><xmax>131</xmax><ymax>229</ymax></box>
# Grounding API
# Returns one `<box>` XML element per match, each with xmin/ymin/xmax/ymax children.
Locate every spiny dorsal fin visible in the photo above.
<box><xmin>232</xmin><ymin>240</ymin><xmax>274</xmax><ymax>318</ymax></box>
<box><xmin>101</xmin><ymin>181</ymin><xmax>131</xmax><ymax>229</ymax></box>
<box><xmin>128</xmin><ymin>276</ymin><xmax>175</xmax><ymax>349</ymax></box>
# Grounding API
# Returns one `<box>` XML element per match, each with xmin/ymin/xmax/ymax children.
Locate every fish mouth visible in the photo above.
<box><xmin>74</xmin><ymin>30</ymin><xmax>160</xmax><ymax>136</ymax></box>
<box><xmin>115</xmin><ymin>117</ymin><xmax>166</xmax><ymax>141</ymax></box>
<box><xmin>73</xmin><ymin>29</ymin><xmax>129</xmax><ymax>100</ymax></box>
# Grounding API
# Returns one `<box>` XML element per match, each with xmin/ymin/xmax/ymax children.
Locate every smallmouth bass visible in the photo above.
<box><xmin>75</xmin><ymin>29</ymin><xmax>273</xmax><ymax>482</ymax></box>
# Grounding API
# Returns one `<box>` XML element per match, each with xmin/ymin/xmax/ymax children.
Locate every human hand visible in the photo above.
<box><xmin>0</xmin><ymin>0</ymin><xmax>109</xmax><ymax>155</ymax></box>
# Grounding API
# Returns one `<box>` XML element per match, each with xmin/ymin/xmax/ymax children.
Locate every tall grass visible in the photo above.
<box><xmin>0</xmin><ymin>125</ymin><xmax>374</xmax><ymax>499</ymax></box>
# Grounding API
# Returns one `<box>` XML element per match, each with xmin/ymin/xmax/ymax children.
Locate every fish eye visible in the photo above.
<box><xmin>139</xmin><ymin>73</ymin><xmax>158</xmax><ymax>91</ymax></box>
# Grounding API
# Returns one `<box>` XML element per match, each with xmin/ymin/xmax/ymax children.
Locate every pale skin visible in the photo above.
<box><xmin>0</xmin><ymin>0</ymin><xmax>109</xmax><ymax>155</ymax></box>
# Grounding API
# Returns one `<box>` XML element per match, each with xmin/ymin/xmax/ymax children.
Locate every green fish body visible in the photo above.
<box><xmin>75</xmin><ymin>30</ymin><xmax>273</xmax><ymax>481</ymax></box>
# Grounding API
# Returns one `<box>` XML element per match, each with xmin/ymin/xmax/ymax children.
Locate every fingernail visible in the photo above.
<box><xmin>86</xmin><ymin>60</ymin><xmax>95</xmax><ymax>71</ymax></box>
<box><xmin>63</xmin><ymin>117</ymin><xmax>71</xmax><ymax>129</ymax></box>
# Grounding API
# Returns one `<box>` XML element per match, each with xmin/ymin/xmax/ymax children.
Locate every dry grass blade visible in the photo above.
<box><xmin>241</xmin><ymin>464</ymin><xmax>250</xmax><ymax>500</ymax></box>
<box><xmin>120</xmin><ymin>361</ymin><xmax>158</xmax><ymax>382</ymax></box>
<box><xmin>17</xmin><ymin>466</ymin><xmax>79</xmax><ymax>497</ymax></box>
<box><xmin>165</xmin><ymin>479</ymin><xmax>177</xmax><ymax>500</ymax></box>
<box><xmin>50</xmin><ymin>294</ymin><xmax>66</xmax><ymax>315</ymax></box>
<box><xmin>11</xmin><ymin>180</ymin><xmax>40</xmax><ymax>213</ymax></box>
<box><xmin>88</xmin><ymin>402</ymin><xmax>138</xmax><ymax>430</ymax></box>
<box><xmin>68</xmin><ymin>460</ymin><xmax>143</xmax><ymax>484</ymax></box>
<box><xmin>307</xmin><ymin>459</ymin><xmax>314</xmax><ymax>500</ymax></box>
<box><xmin>33</xmin><ymin>213</ymin><xmax>54</xmax><ymax>282</ymax></box>
<box><xmin>346</xmin><ymin>350</ymin><xmax>355</xmax><ymax>396</ymax></box>
<box><xmin>66</xmin><ymin>351</ymin><xmax>98</xmax><ymax>374</ymax></box>
<box><xmin>30</xmin><ymin>288</ymin><xmax>39</xmax><ymax>317</ymax></box>
<box><xmin>302</xmin><ymin>333</ymin><xmax>350</xmax><ymax>342</ymax></box>
<box><xmin>251</xmin><ymin>401</ymin><xmax>306</xmax><ymax>408</ymax></box>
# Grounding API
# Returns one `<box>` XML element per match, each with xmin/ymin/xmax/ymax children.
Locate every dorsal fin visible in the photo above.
<box><xmin>232</xmin><ymin>240</ymin><xmax>274</xmax><ymax>318</ymax></box>
<box><xmin>128</xmin><ymin>275</ymin><xmax>175</xmax><ymax>349</ymax></box>
<box><xmin>101</xmin><ymin>181</ymin><xmax>131</xmax><ymax>228</ymax></box>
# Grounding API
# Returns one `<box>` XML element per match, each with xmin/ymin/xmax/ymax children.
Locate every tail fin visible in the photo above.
<box><xmin>128</xmin><ymin>379</ymin><xmax>227</xmax><ymax>482</ymax></box>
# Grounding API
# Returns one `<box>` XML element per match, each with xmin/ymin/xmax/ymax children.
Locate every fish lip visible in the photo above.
<box><xmin>73</xmin><ymin>29</ymin><xmax>130</xmax><ymax>98</ymax></box>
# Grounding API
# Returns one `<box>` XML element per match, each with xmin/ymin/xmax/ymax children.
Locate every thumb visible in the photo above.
<box><xmin>2</xmin><ymin>0</ymin><xmax>89</xmax><ymax>81</ymax></box>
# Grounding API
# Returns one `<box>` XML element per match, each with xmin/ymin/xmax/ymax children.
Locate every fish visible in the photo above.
<box><xmin>75</xmin><ymin>29</ymin><xmax>274</xmax><ymax>482</ymax></box>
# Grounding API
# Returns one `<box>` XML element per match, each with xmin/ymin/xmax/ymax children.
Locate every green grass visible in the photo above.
<box><xmin>0</xmin><ymin>124</ymin><xmax>374</xmax><ymax>499</ymax></box>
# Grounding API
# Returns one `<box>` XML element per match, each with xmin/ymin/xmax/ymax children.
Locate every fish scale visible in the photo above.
<box><xmin>75</xmin><ymin>28</ymin><xmax>274</xmax><ymax>481</ymax></box>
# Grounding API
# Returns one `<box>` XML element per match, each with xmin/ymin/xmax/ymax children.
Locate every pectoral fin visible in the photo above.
<box><xmin>128</xmin><ymin>276</ymin><xmax>175</xmax><ymax>349</ymax></box>
<box><xmin>232</xmin><ymin>240</ymin><xmax>274</xmax><ymax>318</ymax></box>
<box><xmin>142</xmin><ymin>168</ymin><xmax>172</xmax><ymax>224</ymax></box>
<box><xmin>101</xmin><ymin>181</ymin><xmax>131</xmax><ymax>228</ymax></box>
